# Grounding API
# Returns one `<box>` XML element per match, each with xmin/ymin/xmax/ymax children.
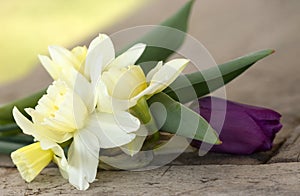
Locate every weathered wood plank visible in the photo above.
<box><xmin>0</xmin><ymin>162</ymin><xmax>299</xmax><ymax>195</ymax></box>
<box><xmin>269</xmin><ymin>126</ymin><xmax>300</xmax><ymax>163</ymax></box>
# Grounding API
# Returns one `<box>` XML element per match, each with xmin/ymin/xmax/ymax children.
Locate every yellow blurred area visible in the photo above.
<box><xmin>0</xmin><ymin>0</ymin><xmax>146</xmax><ymax>84</ymax></box>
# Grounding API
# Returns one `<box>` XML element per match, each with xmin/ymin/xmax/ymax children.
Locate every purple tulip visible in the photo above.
<box><xmin>191</xmin><ymin>97</ymin><xmax>282</xmax><ymax>155</ymax></box>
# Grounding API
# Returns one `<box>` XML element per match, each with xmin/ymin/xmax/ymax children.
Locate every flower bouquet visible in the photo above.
<box><xmin>0</xmin><ymin>0</ymin><xmax>282</xmax><ymax>190</ymax></box>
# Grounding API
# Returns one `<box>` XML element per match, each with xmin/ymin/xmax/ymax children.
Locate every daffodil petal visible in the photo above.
<box><xmin>114</xmin><ymin>111</ymin><xmax>141</xmax><ymax>133</ymax></box>
<box><xmin>146</xmin><ymin>61</ymin><xmax>163</xmax><ymax>82</ymax></box>
<box><xmin>39</xmin><ymin>140</ymin><xmax>69</xmax><ymax>179</ymax></box>
<box><xmin>148</xmin><ymin>58</ymin><xmax>189</xmax><ymax>94</ymax></box>
<box><xmin>89</xmin><ymin>55</ymin><xmax>103</xmax><ymax>85</ymax></box>
<box><xmin>13</xmin><ymin>107</ymin><xmax>73</xmax><ymax>166</ymax></box>
<box><xmin>86</xmin><ymin>112</ymin><xmax>137</xmax><ymax>149</ymax></box>
<box><xmin>99</xmin><ymin>150</ymin><xmax>154</xmax><ymax>170</ymax></box>
<box><xmin>120</xmin><ymin>136</ymin><xmax>147</xmax><ymax>156</ymax></box>
<box><xmin>133</xmin><ymin>59</ymin><xmax>189</xmax><ymax>100</ymax></box>
<box><xmin>85</xmin><ymin>34</ymin><xmax>115</xmax><ymax>80</ymax></box>
<box><xmin>61</xmin><ymin>67</ymin><xmax>96</xmax><ymax>113</ymax></box>
<box><xmin>106</xmin><ymin>43</ymin><xmax>146</xmax><ymax>70</ymax></box>
<box><xmin>97</xmin><ymin>81</ymin><xmax>135</xmax><ymax>113</ymax></box>
<box><xmin>13</xmin><ymin>107</ymin><xmax>36</xmax><ymax>136</ymax></box>
<box><xmin>38</xmin><ymin>55</ymin><xmax>60</xmax><ymax>80</ymax></box>
<box><xmin>97</xmin><ymin>80</ymin><xmax>113</xmax><ymax>113</ymax></box>
<box><xmin>131</xmin><ymin>82</ymin><xmax>161</xmax><ymax>102</ymax></box>
<box><xmin>16</xmin><ymin>107</ymin><xmax>73</xmax><ymax>143</ymax></box>
<box><xmin>68</xmin><ymin>132</ymin><xmax>100</xmax><ymax>190</ymax></box>
<box><xmin>48</xmin><ymin>46</ymin><xmax>80</xmax><ymax>69</ymax></box>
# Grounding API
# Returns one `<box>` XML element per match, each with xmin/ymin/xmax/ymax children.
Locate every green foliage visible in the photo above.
<box><xmin>164</xmin><ymin>49</ymin><xmax>274</xmax><ymax>103</ymax></box>
<box><xmin>148</xmin><ymin>92</ymin><xmax>220</xmax><ymax>144</ymax></box>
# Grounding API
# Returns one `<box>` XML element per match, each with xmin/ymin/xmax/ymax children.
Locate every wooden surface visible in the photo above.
<box><xmin>1</xmin><ymin>0</ymin><xmax>300</xmax><ymax>195</ymax></box>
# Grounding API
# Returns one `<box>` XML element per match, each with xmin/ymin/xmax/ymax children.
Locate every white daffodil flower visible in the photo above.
<box><xmin>92</xmin><ymin>35</ymin><xmax>189</xmax><ymax>156</ymax></box>
<box><xmin>36</xmin><ymin>34</ymin><xmax>148</xmax><ymax>186</ymax></box>
<box><xmin>12</xmin><ymin>79</ymin><xmax>140</xmax><ymax>190</ymax></box>
<box><xmin>38</xmin><ymin>34</ymin><xmax>116</xmax><ymax>113</ymax></box>
<box><xmin>38</xmin><ymin>33</ymin><xmax>155</xmax><ymax>157</ymax></box>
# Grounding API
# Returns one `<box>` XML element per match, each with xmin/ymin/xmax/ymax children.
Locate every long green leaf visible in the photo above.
<box><xmin>0</xmin><ymin>123</ymin><xmax>19</xmax><ymax>132</ymax></box>
<box><xmin>0</xmin><ymin>123</ymin><xmax>21</xmax><ymax>137</ymax></box>
<box><xmin>0</xmin><ymin>89</ymin><xmax>46</xmax><ymax>122</ymax></box>
<box><xmin>134</xmin><ymin>0</ymin><xmax>194</xmax><ymax>73</ymax></box>
<box><xmin>0</xmin><ymin>141</ymin><xmax>25</xmax><ymax>154</ymax></box>
<box><xmin>164</xmin><ymin>49</ymin><xmax>274</xmax><ymax>103</ymax></box>
<box><xmin>148</xmin><ymin>92</ymin><xmax>220</xmax><ymax>144</ymax></box>
<box><xmin>0</xmin><ymin>134</ymin><xmax>33</xmax><ymax>144</ymax></box>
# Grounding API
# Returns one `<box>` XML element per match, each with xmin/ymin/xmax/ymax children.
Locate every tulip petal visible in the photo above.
<box><xmin>85</xmin><ymin>34</ymin><xmax>115</xmax><ymax>81</ymax></box>
<box><xmin>68</xmin><ymin>131</ymin><xmax>100</xmax><ymax>190</ymax></box>
<box><xmin>86</xmin><ymin>112</ymin><xmax>138</xmax><ymax>149</ymax></box>
<box><xmin>191</xmin><ymin>96</ymin><xmax>282</xmax><ymax>154</ymax></box>
<box><xmin>106</xmin><ymin>43</ymin><xmax>146</xmax><ymax>70</ymax></box>
<box><xmin>210</xmin><ymin>110</ymin><xmax>270</xmax><ymax>154</ymax></box>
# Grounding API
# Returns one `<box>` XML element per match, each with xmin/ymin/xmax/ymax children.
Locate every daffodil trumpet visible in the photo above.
<box><xmin>11</xmin><ymin>142</ymin><xmax>53</xmax><ymax>183</ymax></box>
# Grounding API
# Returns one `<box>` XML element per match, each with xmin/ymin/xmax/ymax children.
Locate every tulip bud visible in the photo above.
<box><xmin>191</xmin><ymin>97</ymin><xmax>282</xmax><ymax>154</ymax></box>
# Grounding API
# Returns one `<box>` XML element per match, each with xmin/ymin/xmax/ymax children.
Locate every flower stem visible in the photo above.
<box><xmin>130</xmin><ymin>97</ymin><xmax>160</xmax><ymax>148</ymax></box>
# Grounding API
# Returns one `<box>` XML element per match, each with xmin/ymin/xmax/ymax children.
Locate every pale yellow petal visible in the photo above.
<box><xmin>102</xmin><ymin>66</ymin><xmax>147</xmax><ymax>100</ymax></box>
<box><xmin>85</xmin><ymin>34</ymin><xmax>115</xmax><ymax>80</ymax></box>
<box><xmin>133</xmin><ymin>59</ymin><xmax>189</xmax><ymax>100</ymax></box>
<box><xmin>48</xmin><ymin>45</ymin><xmax>80</xmax><ymax>69</ymax></box>
<box><xmin>120</xmin><ymin>136</ymin><xmax>146</xmax><ymax>156</ymax></box>
<box><xmin>146</xmin><ymin>61</ymin><xmax>163</xmax><ymax>82</ymax></box>
<box><xmin>106</xmin><ymin>43</ymin><xmax>146</xmax><ymax>70</ymax></box>
<box><xmin>68</xmin><ymin>132</ymin><xmax>100</xmax><ymax>190</ymax></box>
<box><xmin>86</xmin><ymin>112</ymin><xmax>137</xmax><ymax>149</ymax></box>
<box><xmin>38</xmin><ymin>55</ymin><xmax>60</xmax><ymax>80</ymax></box>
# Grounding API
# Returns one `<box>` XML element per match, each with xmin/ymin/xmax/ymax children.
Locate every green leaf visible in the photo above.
<box><xmin>0</xmin><ymin>123</ymin><xmax>21</xmax><ymax>137</ymax></box>
<box><xmin>0</xmin><ymin>140</ymin><xmax>25</xmax><ymax>154</ymax></box>
<box><xmin>130</xmin><ymin>0</ymin><xmax>194</xmax><ymax>73</ymax></box>
<box><xmin>0</xmin><ymin>134</ymin><xmax>33</xmax><ymax>144</ymax></box>
<box><xmin>164</xmin><ymin>49</ymin><xmax>275</xmax><ymax>103</ymax></box>
<box><xmin>0</xmin><ymin>89</ymin><xmax>46</xmax><ymax>122</ymax></box>
<box><xmin>148</xmin><ymin>92</ymin><xmax>220</xmax><ymax>144</ymax></box>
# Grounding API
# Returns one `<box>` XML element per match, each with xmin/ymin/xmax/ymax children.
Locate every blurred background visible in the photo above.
<box><xmin>0</xmin><ymin>0</ymin><xmax>146</xmax><ymax>84</ymax></box>
<box><xmin>0</xmin><ymin>0</ymin><xmax>299</xmax><ymax>137</ymax></box>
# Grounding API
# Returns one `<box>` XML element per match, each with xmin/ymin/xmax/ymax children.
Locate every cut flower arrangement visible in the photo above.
<box><xmin>0</xmin><ymin>1</ymin><xmax>282</xmax><ymax>191</ymax></box>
